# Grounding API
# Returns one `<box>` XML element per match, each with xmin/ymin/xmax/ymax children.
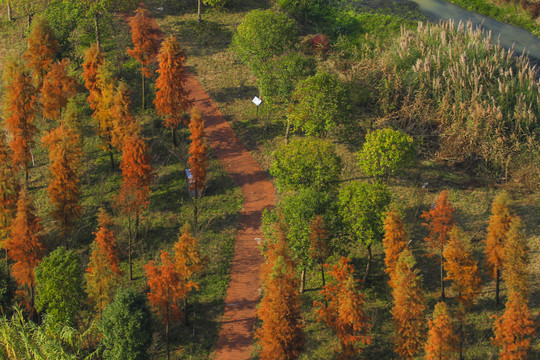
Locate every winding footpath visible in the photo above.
<box><xmin>184</xmin><ymin>71</ymin><xmax>275</xmax><ymax>360</ymax></box>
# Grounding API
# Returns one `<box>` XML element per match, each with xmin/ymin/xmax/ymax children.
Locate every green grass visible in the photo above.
<box><xmin>448</xmin><ymin>0</ymin><xmax>540</xmax><ymax>37</ymax></box>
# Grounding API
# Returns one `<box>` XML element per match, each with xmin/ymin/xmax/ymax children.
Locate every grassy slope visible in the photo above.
<box><xmin>151</xmin><ymin>2</ymin><xmax>540</xmax><ymax>359</ymax></box>
<box><xmin>447</xmin><ymin>0</ymin><xmax>540</xmax><ymax>37</ymax></box>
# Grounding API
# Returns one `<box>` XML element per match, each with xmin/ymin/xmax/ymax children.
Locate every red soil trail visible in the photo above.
<box><xmin>184</xmin><ymin>71</ymin><xmax>275</xmax><ymax>360</ymax></box>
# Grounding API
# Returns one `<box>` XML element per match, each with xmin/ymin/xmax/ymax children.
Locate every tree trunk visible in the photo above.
<box><xmin>141</xmin><ymin>71</ymin><xmax>145</xmax><ymax>110</ymax></box>
<box><xmin>285</xmin><ymin>118</ymin><xmax>291</xmax><ymax>144</ymax></box>
<box><xmin>166</xmin><ymin>307</ymin><xmax>170</xmax><ymax>360</ymax></box>
<box><xmin>27</xmin><ymin>13</ymin><xmax>32</xmax><ymax>29</ymax></box>
<box><xmin>193</xmin><ymin>198</ymin><xmax>198</xmax><ymax>230</ymax></box>
<box><xmin>7</xmin><ymin>2</ymin><xmax>12</xmax><ymax>21</ymax></box>
<box><xmin>458</xmin><ymin>308</ymin><xmax>464</xmax><ymax>360</ymax></box>
<box><xmin>184</xmin><ymin>298</ymin><xmax>189</xmax><ymax>326</ymax></box>
<box><xmin>440</xmin><ymin>252</ymin><xmax>446</xmax><ymax>300</ymax></box>
<box><xmin>24</xmin><ymin>167</ymin><xmax>29</xmax><ymax>190</ymax></box>
<box><xmin>128</xmin><ymin>217</ymin><xmax>133</xmax><ymax>281</ymax></box>
<box><xmin>362</xmin><ymin>244</ymin><xmax>372</xmax><ymax>284</ymax></box>
<box><xmin>300</xmin><ymin>267</ymin><xmax>306</xmax><ymax>293</ymax></box>
<box><xmin>108</xmin><ymin>142</ymin><xmax>115</xmax><ymax>171</ymax></box>
<box><xmin>495</xmin><ymin>268</ymin><xmax>500</xmax><ymax>306</ymax></box>
<box><xmin>94</xmin><ymin>14</ymin><xmax>100</xmax><ymax>48</ymax></box>
<box><xmin>198</xmin><ymin>0</ymin><xmax>201</xmax><ymax>23</ymax></box>
<box><xmin>172</xmin><ymin>127</ymin><xmax>177</xmax><ymax>147</ymax></box>
<box><xmin>321</xmin><ymin>264</ymin><xmax>328</xmax><ymax>307</ymax></box>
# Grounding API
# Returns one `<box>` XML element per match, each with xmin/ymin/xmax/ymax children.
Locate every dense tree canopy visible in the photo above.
<box><xmin>270</xmin><ymin>137</ymin><xmax>343</xmax><ymax>192</ymax></box>
<box><xmin>34</xmin><ymin>247</ymin><xmax>84</xmax><ymax>327</ymax></box>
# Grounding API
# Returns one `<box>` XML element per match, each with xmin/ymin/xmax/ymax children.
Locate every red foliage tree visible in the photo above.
<box><xmin>154</xmin><ymin>35</ymin><xmax>191</xmax><ymax>146</ymax></box>
<box><xmin>424</xmin><ymin>301</ymin><xmax>458</xmax><ymax>360</ymax></box>
<box><xmin>2</xmin><ymin>61</ymin><xmax>37</xmax><ymax>186</ymax></box>
<box><xmin>127</xmin><ymin>5</ymin><xmax>162</xmax><ymax>110</ymax></box>
<box><xmin>111</xmin><ymin>81</ymin><xmax>139</xmax><ymax>150</ymax></box>
<box><xmin>492</xmin><ymin>292</ymin><xmax>536</xmax><ymax>360</ymax></box>
<box><xmin>144</xmin><ymin>251</ymin><xmax>197</xmax><ymax>360</ymax></box>
<box><xmin>0</xmin><ymin>133</ymin><xmax>18</xmax><ymax>260</ymax></box>
<box><xmin>86</xmin><ymin>208</ymin><xmax>121</xmax><ymax>317</ymax></box>
<box><xmin>421</xmin><ymin>189</ymin><xmax>455</xmax><ymax>300</ymax></box>
<box><xmin>391</xmin><ymin>248</ymin><xmax>425</xmax><ymax>360</ymax></box>
<box><xmin>41</xmin><ymin>58</ymin><xmax>77</xmax><ymax>121</ymax></box>
<box><xmin>188</xmin><ymin>108</ymin><xmax>208</xmax><ymax>227</ymax></box>
<box><xmin>382</xmin><ymin>211</ymin><xmax>408</xmax><ymax>287</ymax></box>
<box><xmin>315</xmin><ymin>257</ymin><xmax>371</xmax><ymax>360</ymax></box>
<box><xmin>117</xmin><ymin>133</ymin><xmax>154</xmax><ymax>280</ymax></box>
<box><xmin>173</xmin><ymin>223</ymin><xmax>203</xmax><ymax>324</ymax></box>
<box><xmin>485</xmin><ymin>191</ymin><xmax>513</xmax><ymax>305</ymax></box>
<box><xmin>503</xmin><ymin>216</ymin><xmax>529</xmax><ymax>300</ymax></box>
<box><xmin>256</xmin><ymin>224</ymin><xmax>305</xmax><ymax>360</ymax></box>
<box><xmin>41</xmin><ymin>125</ymin><xmax>82</xmax><ymax>236</ymax></box>
<box><xmin>23</xmin><ymin>16</ymin><xmax>58</xmax><ymax>89</ymax></box>
<box><xmin>82</xmin><ymin>43</ymin><xmax>104</xmax><ymax>111</ymax></box>
<box><xmin>309</xmin><ymin>215</ymin><xmax>330</xmax><ymax>287</ymax></box>
<box><xmin>4</xmin><ymin>190</ymin><xmax>45</xmax><ymax>310</ymax></box>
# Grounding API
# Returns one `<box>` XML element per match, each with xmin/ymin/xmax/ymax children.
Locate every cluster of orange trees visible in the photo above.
<box><xmin>0</xmin><ymin>4</ymin><xmax>208</xmax><ymax>358</ymax></box>
<box><xmin>256</xmin><ymin>190</ymin><xmax>535</xmax><ymax>359</ymax></box>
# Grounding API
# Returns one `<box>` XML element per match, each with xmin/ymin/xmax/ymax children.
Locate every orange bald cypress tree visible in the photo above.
<box><xmin>309</xmin><ymin>215</ymin><xmax>330</xmax><ymax>287</ymax></box>
<box><xmin>82</xmin><ymin>43</ymin><xmax>104</xmax><ymax>111</ymax></box>
<box><xmin>443</xmin><ymin>228</ymin><xmax>482</xmax><ymax>309</ymax></box>
<box><xmin>443</xmin><ymin>227</ymin><xmax>481</xmax><ymax>358</ymax></box>
<box><xmin>23</xmin><ymin>17</ymin><xmax>58</xmax><ymax>89</ymax></box>
<box><xmin>383</xmin><ymin>211</ymin><xmax>408</xmax><ymax>287</ymax></box>
<box><xmin>154</xmin><ymin>35</ymin><xmax>191</xmax><ymax>146</ymax></box>
<box><xmin>86</xmin><ymin>208</ymin><xmax>121</xmax><ymax>317</ymax></box>
<box><xmin>2</xmin><ymin>61</ymin><xmax>37</xmax><ymax>186</ymax></box>
<box><xmin>111</xmin><ymin>81</ymin><xmax>139</xmax><ymax>150</ymax></box>
<box><xmin>42</xmin><ymin>125</ymin><xmax>82</xmax><ymax>236</ymax></box>
<box><xmin>485</xmin><ymin>191</ymin><xmax>513</xmax><ymax>305</ymax></box>
<box><xmin>421</xmin><ymin>189</ymin><xmax>455</xmax><ymax>300</ymax></box>
<box><xmin>41</xmin><ymin>59</ymin><xmax>77</xmax><ymax>121</ymax></box>
<box><xmin>4</xmin><ymin>190</ymin><xmax>45</xmax><ymax>311</ymax></box>
<box><xmin>256</xmin><ymin>224</ymin><xmax>305</xmax><ymax>360</ymax></box>
<box><xmin>127</xmin><ymin>5</ymin><xmax>162</xmax><ymax>110</ymax></box>
<box><xmin>392</xmin><ymin>248</ymin><xmax>426</xmax><ymax>360</ymax></box>
<box><xmin>173</xmin><ymin>223</ymin><xmax>203</xmax><ymax>324</ymax></box>
<box><xmin>0</xmin><ymin>133</ymin><xmax>18</xmax><ymax>260</ymax></box>
<box><xmin>145</xmin><ymin>251</ymin><xmax>197</xmax><ymax>360</ymax></box>
<box><xmin>188</xmin><ymin>108</ymin><xmax>208</xmax><ymax>227</ymax></box>
<box><xmin>492</xmin><ymin>291</ymin><xmax>535</xmax><ymax>360</ymax></box>
<box><xmin>92</xmin><ymin>63</ymin><xmax>117</xmax><ymax>170</ymax></box>
<box><xmin>503</xmin><ymin>217</ymin><xmax>529</xmax><ymax>300</ymax></box>
<box><xmin>424</xmin><ymin>301</ymin><xmax>458</xmax><ymax>360</ymax></box>
<box><xmin>315</xmin><ymin>257</ymin><xmax>371</xmax><ymax>360</ymax></box>
<box><xmin>117</xmin><ymin>133</ymin><xmax>154</xmax><ymax>280</ymax></box>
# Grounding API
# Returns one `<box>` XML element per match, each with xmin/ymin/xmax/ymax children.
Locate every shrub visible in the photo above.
<box><xmin>357</xmin><ymin>128</ymin><xmax>416</xmax><ymax>179</ymax></box>
<box><xmin>231</xmin><ymin>9</ymin><xmax>297</xmax><ymax>71</ymax></box>
<box><xmin>288</xmin><ymin>72</ymin><xmax>351</xmax><ymax>137</ymax></box>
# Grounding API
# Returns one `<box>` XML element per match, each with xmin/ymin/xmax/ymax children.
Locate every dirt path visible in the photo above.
<box><xmin>184</xmin><ymin>71</ymin><xmax>275</xmax><ymax>360</ymax></box>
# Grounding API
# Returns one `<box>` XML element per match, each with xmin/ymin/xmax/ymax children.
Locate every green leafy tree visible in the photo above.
<box><xmin>257</xmin><ymin>52</ymin><xmax>315</xmax><ymax>106</ymax></box>
<box><xmin>288</xmin><ymin>72</ymin><xmax>351</xmax><ymax>138</ymax></box>
<box><xmin>357</xmin><ymin>128</ymin><xmax>416</xmax><ymax>179</ymax></box>
<box><xmin>99</xmin><ymin>287</ymin><xmax>152</xmax><ymax>360</ymax></box>
<box><xmin>270</xmin><ymin>137</ymin><xmax>342</xmax><ymax>192</ymax></box>
<box><xmin>339</xmin><ymin>181</ymin><xmax>391</xmax><ymax>283</ymax></box>
<box><xmin>34</xmin><ymin>247</ymin><xmax>84</xmax><ymax>327</ymax></box>
<box><xmin>231</xmin><ymin>9</ymin><xmax>297</xmax><ymax>71</ymax></box>
<box><xmin>10</xmin><ymin>0</ymin><xmax>50</xmax><ymax>28</ymax></box>
<box><xmin>278</xmin><ymin>188</ymin><xmax>338</xmax><ymax>293</ymax></box>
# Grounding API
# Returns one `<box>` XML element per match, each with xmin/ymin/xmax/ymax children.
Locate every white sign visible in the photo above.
<box><xmin>252</xmin><ymin>96</ymin><xmax>262</xmax><ymax>106</ymax></box>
